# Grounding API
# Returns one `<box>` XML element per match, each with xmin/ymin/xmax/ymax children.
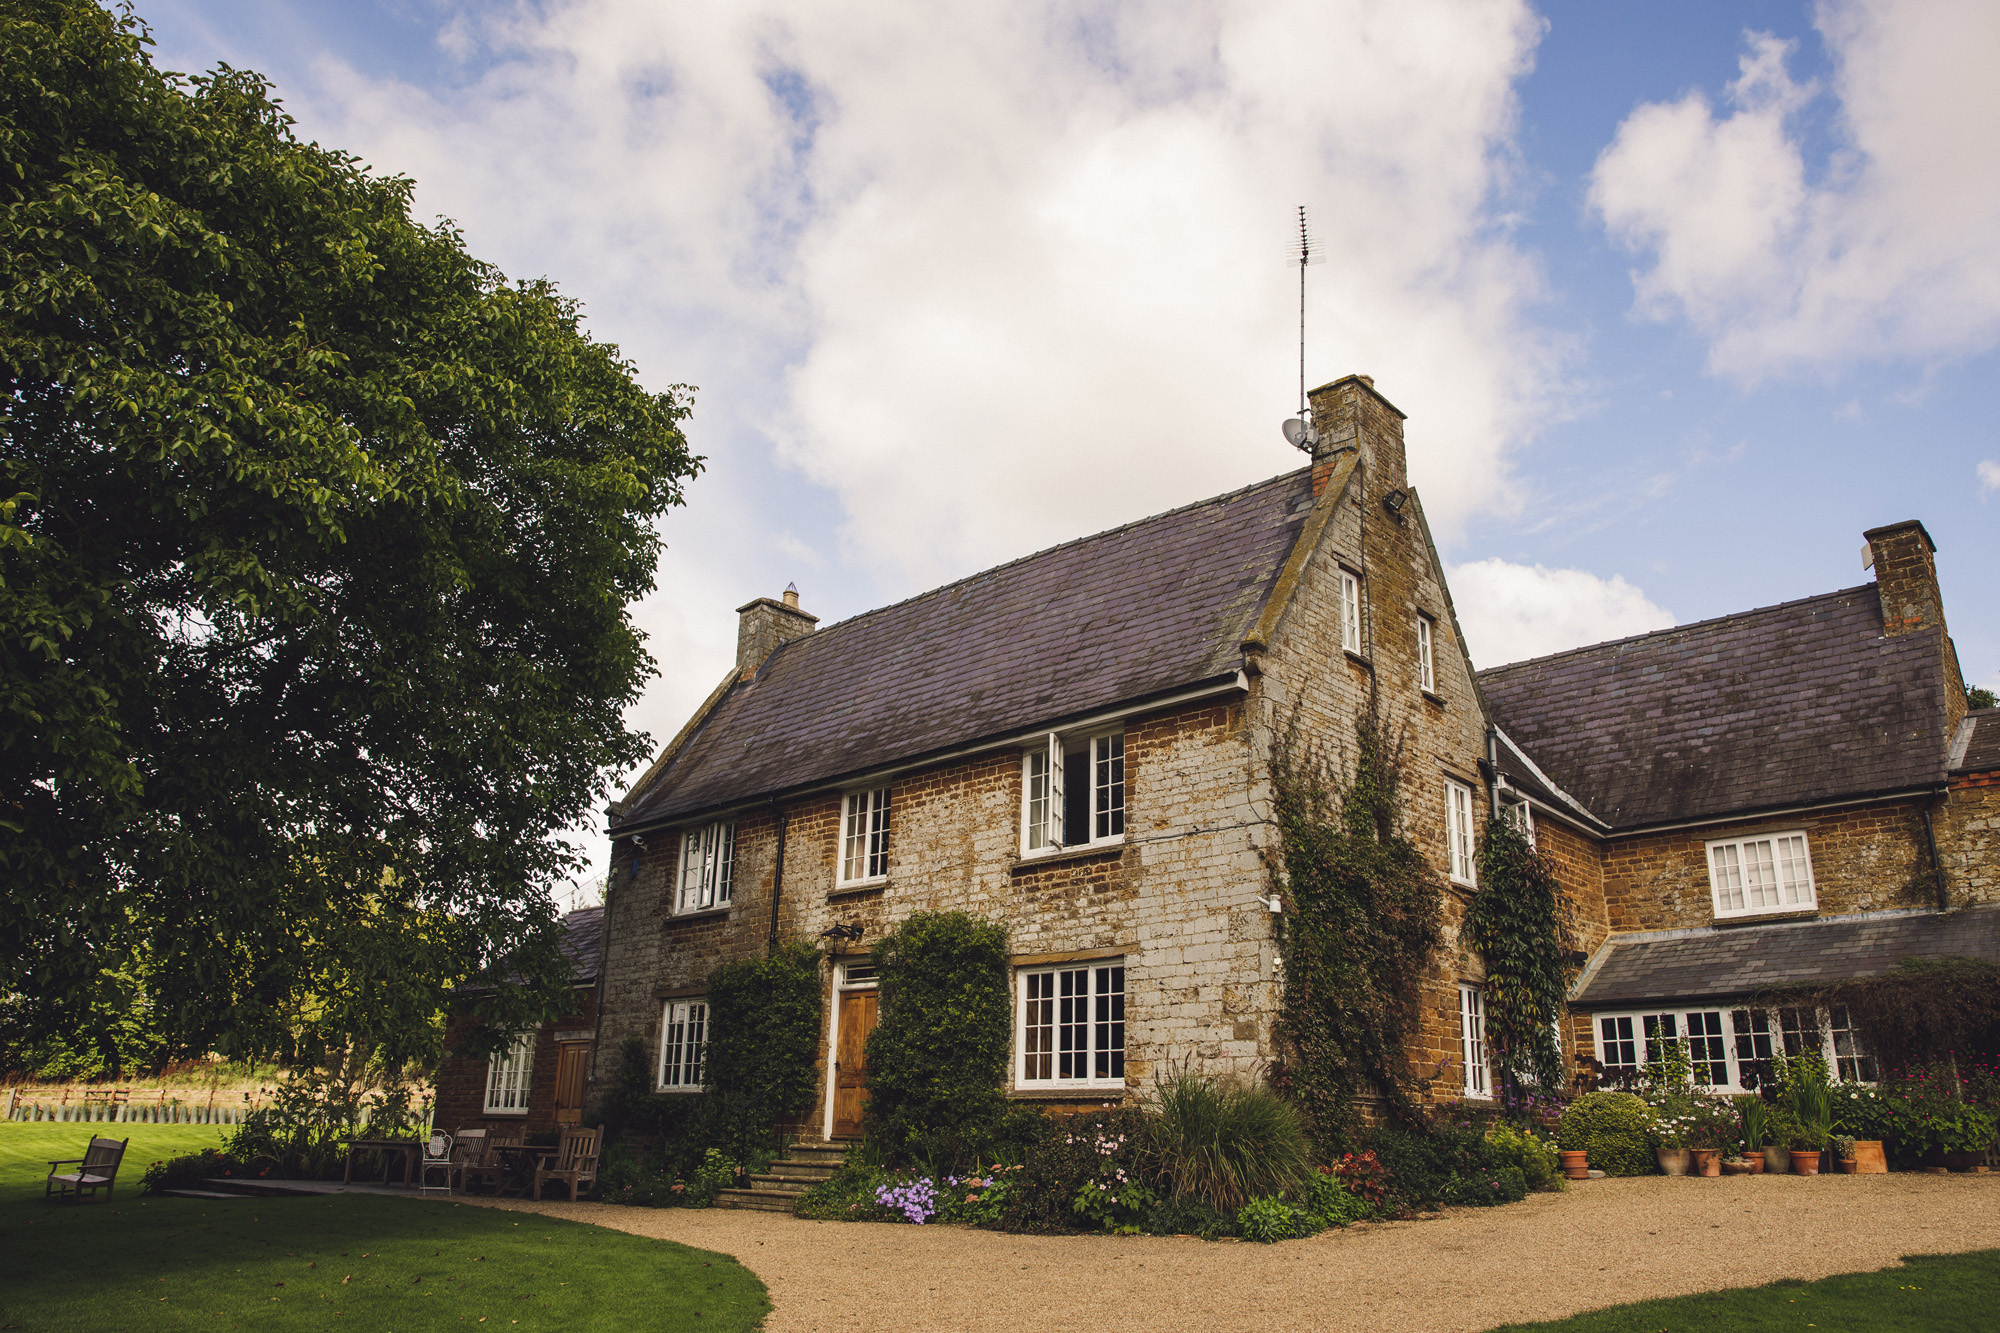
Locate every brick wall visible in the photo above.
<box><xmin>436</xmin><ymin>984</ymin><xmax>597</xmax><ymax>1135</ymax></box>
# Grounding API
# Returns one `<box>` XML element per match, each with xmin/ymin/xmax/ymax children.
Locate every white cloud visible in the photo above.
<box><xmin>1979</xmin><ymin>459</ymin><xmax>2000</xmax><ymax>497</ymax></box>
<box><xmin>1448</xmin><ymin>559</ymin><xmax>1675</xmax><ymax>669</ymax></box>
<box><xmin>1589</xmin><ymin>0</ymin><xmax>2000</xmax><ymax>379</ymax></box>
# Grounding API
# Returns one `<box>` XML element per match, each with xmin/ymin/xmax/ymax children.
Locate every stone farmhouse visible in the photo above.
<box><xmin>566</xmin><ymin>373</ymin><xmax>1995</xmax><ymax>1137</ymax></box>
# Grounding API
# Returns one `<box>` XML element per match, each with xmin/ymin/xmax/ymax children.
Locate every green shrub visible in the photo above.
<box><xmin>1147</xmin><ymin>1069</ymin><xmax>1312</xmax><ymax>1212</ymax></box>
<box><xmin>1306</xmin><ymin>1169</ymin><xmax>1373</xmax><ymax>1226</ymax></box>
<box><xmin>683</xmin><ymin>1148</ymin><xmax>740</xmax><ymax>1207</ymax></box>
<box><xmin>1237</xmin><ymin>1195</ymin><xmax>1317</xmax><ymax>1243</ymax></box>
<box><xmin>1140</xmin><ymin>1194</ymin><xmax>1239</xmax><ymax>1239</ymax></box>
<box><xmin>1363</xmin><ymin>1124</ymin><xmax>1494</xmax><ymax>1210</ymax></box>
<box><xmin>1484</xmin><ymin>1122</ymin><xmax>1562</xmax><ymax>1191</ymax></box>
<box><xmin>864</xmin><ymin>912</ymin><xmax>1012</xmax><ymax>1170</ymax></box>
<box><xmin>703</xmin><ymin>942</ymin><xmax>824</xmax><ymax>1162</ymax></box>
<box><xmin>794</xmin><ymin>1157</ymin><xmax>892</xmax><ymax>1222</ymax></box>
<box><xmin>1441</xmin><ymin>1164</ymin><xmax>1528</xmax><ymax>1206</ymax></box>
<box><xmin>997</xmin><ymin>1107</ymin><xmax>1149</xmax><ymax>1235</ymax></box>
<box><xmin>142</xmin><ymin>1148</ymin><xmax>245</xmax><ymax>1194</ymax></box>
<box><xmin>1558</xmin><ymin>1091</ymin><xmax>1654</xmax><ymax>1177</ymax></box>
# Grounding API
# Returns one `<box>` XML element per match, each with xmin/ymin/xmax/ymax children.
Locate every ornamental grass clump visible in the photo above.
<box><xmin>1147</xmin><ymin>1068</ymin><xmax>1312</xmax><ymax>1212</ymax></box>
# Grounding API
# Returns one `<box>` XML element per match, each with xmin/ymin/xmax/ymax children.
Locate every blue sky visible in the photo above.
<box><xmin>135</xmin><ymin>0</ymin><xmax>1999</xmax><ymax>893</ymax></box>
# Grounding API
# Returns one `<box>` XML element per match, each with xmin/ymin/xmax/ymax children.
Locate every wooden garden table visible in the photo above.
<box><xmin>338</xmin><ymin>1136</ymin><xmax>422</xmax><ymax>1185</ymax></box>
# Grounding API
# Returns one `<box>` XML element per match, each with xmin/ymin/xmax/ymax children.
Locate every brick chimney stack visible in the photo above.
<box><xmin>1305</xmin><ymin>373</ymin><xmax>1408</xmax><ymax>500</ymax></box>
<box><xmin>737</xmin><ymin>583</ymin><xmax>817</xmax><ymax>678</ymax></box>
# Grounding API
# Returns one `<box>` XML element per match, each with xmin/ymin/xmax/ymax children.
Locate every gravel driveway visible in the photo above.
<box><xmin>474</xmin><ymin>1174</ymin><xmax>2000</xmax><ymax>1332</ymax></box>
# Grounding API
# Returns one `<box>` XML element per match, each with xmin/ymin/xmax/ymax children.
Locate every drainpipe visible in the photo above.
<box><xmin>1483</xmin><ymin>725</ymin><xmax>1501</xmax><ymax>820</ymax></box>
<box><xmin>1921</xmin><ymin>787</ymin><xmax>1950</xmax><ymax>912</ymax></box>
<box><xmin>768</xmin><ymin>808</ymin><xmax>789</xmax><ymax>954</ymax></box>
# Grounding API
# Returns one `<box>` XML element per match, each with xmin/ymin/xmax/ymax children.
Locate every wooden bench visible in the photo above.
<box><xmin>457</xmin><ymin>1126</ymin><xmax>523</xmax><ymax>1195</ymax></box>
<box><xmin>46</xmin><ymin>1136</ymin><xmax>128</xmax><ymax>1203</ymax></box>
<box><xmin>532</xmin><ymin>1126</ymin><xmax>600</xmax><ymax>1202</ymax></box>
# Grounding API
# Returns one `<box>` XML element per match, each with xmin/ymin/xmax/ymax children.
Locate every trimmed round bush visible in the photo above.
<box><xmin>1558</xmin><ymin>1091</ymin><xmax>1655</xmax><ymax>1177</ymax></box>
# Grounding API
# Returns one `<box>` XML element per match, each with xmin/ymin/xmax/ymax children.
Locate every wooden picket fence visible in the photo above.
<box><xmin>3</xmin><ymin>1086</ymin><xmax>267</xmax><ymax>1125</ymax></box>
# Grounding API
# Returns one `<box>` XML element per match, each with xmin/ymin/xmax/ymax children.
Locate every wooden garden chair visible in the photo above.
<box><xmin>458</xmin><ymin>1126</ymin><xmax>521</xmax><ymax>1195</ymax></box>
<box><xmin>45</xmin><ymin>1136</ymin><xmax>128</xmax><ymax>1203</ymax></box>
<box><xmin>446</xmin><ymin>1127</ymin><xmax>488</xmax><ymax>1193</ymax></box>
<box><xmin>532</xmin><ymin>1126</ymin><xmax>600</xmax><ymax>1202</ymax></box>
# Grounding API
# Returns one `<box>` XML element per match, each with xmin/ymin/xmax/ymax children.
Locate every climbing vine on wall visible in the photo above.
<box><xmin>1465</xmin><ymin>816</ymin><xmax>1578</xmax><ymax>1093</ymax></box>
<box><xmin>1270</xmin><ymin>717</ymin><xmax>1445</xmax><ymax>1151</ymax></box>
<box><xmin>704</xmin><ymin>941</ymin><xmax>826</xmax><ymax>1158</ymax></box>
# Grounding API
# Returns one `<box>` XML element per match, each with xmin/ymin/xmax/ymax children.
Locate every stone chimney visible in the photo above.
<box><xmin>1865</xmin><ymin>519</ymin><xmax>1970</xmax><ymax>744</ymax></box>
<box><xmin>1865</xmin><ymin>521</ymin><xmax>1943</xmax><ymax>638</ymax></box>
<box><xmin>736</xmin><ymin>582</ymin><xmax>817</xmax><ymax>678</ymax></box>
<box><xmin>1305</xmin><ymin>373</ymin><xmax>1408</xmax><ymax>501</ymax></box>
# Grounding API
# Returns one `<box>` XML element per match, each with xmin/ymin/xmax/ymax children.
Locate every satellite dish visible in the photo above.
<box><xmin>1281</xmin><ymin>418</ymin><xmax>1318</xmax><ymax>452</ymax></box>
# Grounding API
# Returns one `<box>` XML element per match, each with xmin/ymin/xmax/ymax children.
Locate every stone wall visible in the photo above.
<box><xmin>1940</xmin><ymin>775</ymin><xmax>2000</xmax><ymax>906</ymax></box>
<box><xmin>1597</xmin><ymin>798</ymin><xmax>1939</xmax><ymax>934</ymax></box>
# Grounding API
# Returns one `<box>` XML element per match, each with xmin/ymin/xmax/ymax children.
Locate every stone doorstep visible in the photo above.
<box><xmin>713</xmin><ymin>1188</ymin><xmax>803</xmax><ymax>1212</ymax></box>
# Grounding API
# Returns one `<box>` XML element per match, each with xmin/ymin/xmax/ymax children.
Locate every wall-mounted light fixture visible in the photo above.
<box><xmin>1382</xmin><ymin>488</ymin><xmax>1408</xmax><ymax>516</ymax></box>
<box><xmin>820</xmin><ymin>922</ymin><xmax>865</xmax><ymax>943</ymax></box>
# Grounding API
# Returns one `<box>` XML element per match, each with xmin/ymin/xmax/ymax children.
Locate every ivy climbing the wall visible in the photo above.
<box><xmin>1270</xmin><ymin>718</ymin><xmax>1445</xmax><ymax>1152</ymax></box>
<box><xmin>703</xmin><ymin>941</ymin><xmax>825</xmax><ymax>1160</ymax></box>
<box><xmin>1465</xmin><ymin>816</ymin><xmax>1578</xmax><ymax>1093</ymax></box>
<box><xmin>865</xmin><ymin>911</ymin><xmax>1013</xmax><ymax>1169</ymax></box>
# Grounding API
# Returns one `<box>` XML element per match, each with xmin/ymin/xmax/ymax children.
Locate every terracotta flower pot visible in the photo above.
<box><xmin>1788</xmin><ymin>1150</ymin><xmax>1822</xmax><ymax>1176</ymax></box>
<box><xmin>1656</xmin><ymin>1146</ymin><xmax>1691</xmax><ymax>1177</ymax></box>
<box><xmin>1763</xmin><ymin>1145</ymin><xmax>1789</xmax><ymax>1174</ymax></box>
<box><xmin>1836</xmin><ymin>1157</ymin><xmax>1858</xmax><ymax>1173</ymax></box>
<box><xmin>1746</xmin><ymin>1153</ymin><xmax>1765</xmax><ymax>1174</ymax></box>
<box><xmin>1721</xmin><ymin>1159</ymin><xmax>1756</xmax><ymax>1176</ymax></box>
<box><xmin>1559</xmin><ymin>1151</ymin><xmax>1589</xmax><ymax>1180</ymax></box>
<box><xmin>1846</xmin><ymin>1140</ymin><xmax>1887</xmax><ymax>1174</ymax></box>
<box><xmin>1690</xmin><ymin>1148</ymin><xmax>1721</xmax><ymax>1177</ymax></box>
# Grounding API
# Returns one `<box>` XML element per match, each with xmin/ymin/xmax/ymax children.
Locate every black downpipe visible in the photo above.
<box><xmin>768</xmin><ymin>809</ymin><xmax>789</xmax><ymax>953</ymax></box>
<box><xmin>1921</xmin><ymin>789</ymin><xmax>1950</xmax><ymax>912</ymax></box>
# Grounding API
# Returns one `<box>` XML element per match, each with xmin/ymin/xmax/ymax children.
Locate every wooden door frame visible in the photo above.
<box><xmin>821</xmin><ymin>958</ymin><xmax>878</xmax><ymax>1141</ymax></box>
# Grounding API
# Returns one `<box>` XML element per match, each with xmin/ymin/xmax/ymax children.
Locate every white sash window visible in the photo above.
<box><xmin>1446</xmin><ymin>780</ymin><xmax>1476</xmax><ymax>885</ymax></box>
<box><xmin>677</xmin><ymin>821</ymin><xmax>735</xmax><ymax>912</ymax></box>
<box><xmin>840</xmin><ymin>787</ymin><xmax>892</xmax><ymax>883</ymax></box>
<box><xmin>658</xmin><ymin>999</ymin><xmax>709</xmax><ymax>1090</ymax></box>
<box><xmin>1706</xmin><ymin>830</ymin><xmax>1815</xmax><ymax>918</ymax></box>
<box><xmin>1017</xmin><ymin>962</ymin><xmax>1125</xmax><ymax>1088</ymax></box>
<box><xmin>1459</xmin><ymin>984</ymin><xmax>1491</xmax><ymax>1098</ymax></box>
<box><xmin>1339</xmin><ymin>571</ymin><xmax>1362</xmax><ymax>654</ymax></box>
<box><xmin>484</xmin><ymin>1033</ymin><xmax>535</xmax><ymax>1114</ymax></box>
<box><xmin>1417</xmin><ymin>615</ymin><xmax>1436</xmax><ymax>693</ymax></box>
<box><xmin>1021</xmin><ymin>731</ymin><xmax>1124</xmax><ymax>856</ymax></box>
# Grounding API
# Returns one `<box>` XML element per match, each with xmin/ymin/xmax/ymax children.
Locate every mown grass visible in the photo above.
<box><xmin>1484</xmin><ymin>1250</ymin><xmax>2000</xmax><ymax>1332</ymax></box>
<box><xmin>0</xmin><ymin>1123</ymin><xmax>768</xmax><ymax>1332</ymax></box>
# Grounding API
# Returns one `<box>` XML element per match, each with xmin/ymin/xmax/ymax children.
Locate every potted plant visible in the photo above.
<box><xmin>1832</xmin><ymin>1134</ymin><xmax>1858</xmax><ymax>1174</ymax></box>
<box><xmin>1762</xmin><ymin>1103</ymin><xmax>1799</xmax><ymax>1174</ymax></box>
<box><xmin>1652</xmin><ymin>1108</ymin><xmax>1692</xmax><ymax>1177</ymax></box>
<box><xmin>1736</xmin><ymin>1097</ymin><xmax>1770</xmax><ymax>1175</ymax></box>
<box><xmin>1786</xmin><ymin>1120</ymin><xmax>1823</xmax><ymax>1175</ymax></box>
<box><xmin>1687</xmin><ymin>1099</ymin><xmax>1732</xmax><ymax>1176</ymax></box>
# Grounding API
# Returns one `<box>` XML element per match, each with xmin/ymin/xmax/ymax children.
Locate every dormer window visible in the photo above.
<box><xmin>1022</xmin><ymin>730</ymin><xmax>1124</xmax><ymax>855</ymax></box>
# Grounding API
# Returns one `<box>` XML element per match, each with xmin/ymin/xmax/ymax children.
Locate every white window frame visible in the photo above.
<box><xmin>1015</xmin><ymin>960</ymin><xmax>1125</xmax><ymax>1089</ymax></box>
<box><xmin>1705</xmin><ymin>829</ymin><xmax>1816</xmax><ymax>919</ymax></box>
<box><xmin>1445</xmin><ymin>779</ymin><xmax>1476</xmax><ymax>885</ymax></box>
<box><xmin>1417</xmin><ymin>614</ymin><xmax>1436</xmax><ymax>693</ymax></box>
<box><xmin>676</xmin><ymin>821</ymin><xmax>735</xmax><ymax>913</ymax></box>
<box><xmin>1020</xmin><ymin>730</ymin><xmax>1125</xmax><ymax>857</ymax></box>
<box><xmin>1459</xmin><ymin>984</ymin><xmax>1491</xmax><ymax>1099</ymax></box>
<box><xmin>839</xmin><ymin>786</ymin><xmax>891</xmax><ymax>885</ymax></box>
<box><xmin>483</xmin><ymin>1032</ymin><xmax>535</xmax><ymax>1115</ymax></box>
<box><xmin>1589</xmin><ymin>1004</ymin><xmax>1876</xmax><ymax>1093</ymax></box>
<box><xmin>1338</xmin><ymin>570</ymin><xmax>1362</xmax><ymax>654</ymax></box>
<box><xmin>657</xmin><ymin>998</ymin><xmax>709</xmax><ymax>1091</ymax></box>
<box><xmin>1500</xmin><ymin>797</ymin><xmax>1534</xmax><ymax>845</ymax></box>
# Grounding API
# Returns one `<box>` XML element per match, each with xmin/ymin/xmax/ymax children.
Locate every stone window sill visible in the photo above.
<box><xmin>1344</xmin><ymin>649</ymin><xmax>1373</xmax><ymax>670</ymax></box>
<box><xmin>1009</xmin><ymin>842</ymin><xmax>1128</xmax><ymax>874</ymax></box>
<box><xmin>1008</xmin><ymin>1087</ymin><xmax>1128</xmax><ymax>1102</ymax></box>
<box><xmin>827</xmin><ymin>883</ymin><xmax>886</xmax><ymax>903</ymax></box>
<box><xmin>662</xmin><ymin>906</ymin><xmax>729</xmax><ymax>925</ymax></box>
<box><xmin>1713</xmin><ymin>908</ymin><xmax>1819</xmax><ymax>928</ymax></box>
<box><xmin>1422</xmin><ymin>689</ymin><xmax>1447</xmax><ymax>708</ymax></box>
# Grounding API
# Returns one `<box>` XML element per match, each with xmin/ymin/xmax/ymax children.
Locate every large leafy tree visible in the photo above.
<box><xmin>0</xmin><ymin>0</ymin><xmax>698</xmax><ymax>1071</ymax></box>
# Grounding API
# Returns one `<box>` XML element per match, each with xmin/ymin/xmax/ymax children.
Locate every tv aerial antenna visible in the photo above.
<box><xmin>1281</xmin><ymin>204</ymin><xmax>1324</xmax><ymax>453</ymax></box>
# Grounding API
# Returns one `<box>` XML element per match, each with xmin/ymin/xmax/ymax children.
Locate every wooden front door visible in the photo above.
<box><xmin>553</xmin><ymin>1042</ymin><xmax>590</xmax><ymax>1126</ymax></box>
<box><xmin>831</xmin><ymin>990</ymin><xmax>877</xmax><ymax>1139</ymax></box>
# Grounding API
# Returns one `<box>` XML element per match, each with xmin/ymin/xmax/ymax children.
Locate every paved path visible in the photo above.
<box><xmin>467</xmin><ymin>1173</ymin><xmax>2000</xmax><ymax>1332</ymax></box>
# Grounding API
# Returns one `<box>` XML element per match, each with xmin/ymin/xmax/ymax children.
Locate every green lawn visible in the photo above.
<box><xmin>0</xmin><ymin>1123</ymin><xmax>768</xmax><ymax>1332</ymax></box>
<box><xmin>1485</xmin><ymin>1250</ymin><xmax>2000</xmax><ymax>1332</ymax></box>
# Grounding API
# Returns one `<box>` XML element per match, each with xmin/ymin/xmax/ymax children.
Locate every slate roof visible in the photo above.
<box><xmin>1478</xmin><ymin>586</ymin><xmax>1948</xmax><ymax>830</ymax></box>
<box><xmin>615</xmin><ymin>470</ymin><xmax>1315</xmax><ymax>831</ymax></box>
<box><xmin>1574</xmin><ymin>905</ymin><xmax>2000</xmax><ymax>1008</ymax></box>
<box><xmin>1953</xmin><ymin>708</ymin><xmax>2000</xmax><ymax>776</ymax></box>
<box><xmin>560</xmin><ymin>906</ymin><xmax>603</xmax><ymax>983</ymax></box>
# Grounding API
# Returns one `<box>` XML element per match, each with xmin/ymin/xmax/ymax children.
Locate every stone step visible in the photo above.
<box><xmin>158</xmin><ymin>1188</ymin><xmax>248</xmax><ymax>1200</ymax></box>
<box><xmin>748</xmin><ymin>1172</ymin><xmax>828</xmax><ymax>1190</ymax></box>
<box><xmin>713</xmin><ymin>1187</ymin><xmax>803</xmax><ymax>1213</ymax></box>
<box><xmin>763</xmin><ymin>1159</ymin><xmax>840</xmax><ymax>1176</ymax></box>
<box><xmin>198</xmin><ymin>1177</ymin><xmax>324</xmax><ymax>1198</ymax></box>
